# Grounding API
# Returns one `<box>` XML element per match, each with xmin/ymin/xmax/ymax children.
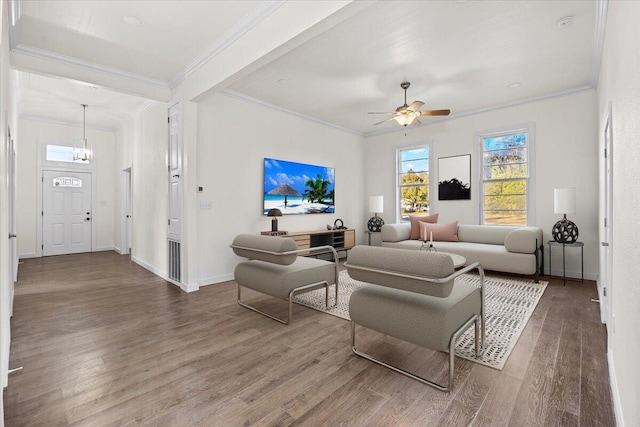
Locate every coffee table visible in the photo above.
<box><xmin>442</xmin><ymin>252</ymin><xmax>466</xmax><ymax>269</ymax></box>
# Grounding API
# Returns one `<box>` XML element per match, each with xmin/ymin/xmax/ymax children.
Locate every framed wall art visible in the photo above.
<box><xmin>438</xmin><ymin>154</ymin><xmax>471</xmax><ymax>200</ymax></box>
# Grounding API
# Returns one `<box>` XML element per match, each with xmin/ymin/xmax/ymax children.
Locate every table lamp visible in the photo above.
<box><xmin>552</xmin><ymin>188</ymin><xmax>578</xmax><ymax>243</ymax></box>
<box><xmin>267</xmin><ymin>208</ymin><xmax>282</xmax><ymax>232</ymax></box>
<box><xmin>367</xmin><ymin>196</ymin><xmax>384</xmax><ymax>232</ymax></box>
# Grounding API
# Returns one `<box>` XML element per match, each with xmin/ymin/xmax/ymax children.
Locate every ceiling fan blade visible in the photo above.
<box><xmin>407</xmin><ymin>101</ymin><xmax>424</xmax><ymax>111</ymax></box>
<box><xmin>373</xmin><ymin>117</ymin><xmax>397</xmax><ymax>125</ymax></box>
<box><xmin>367</xmin><ymin>112</ymin><xmax>396</xmax><ymax>115</ymax></box>
<box><xmin>418</xmin><ymin>109</ymin><xmax>451</xmax><ymax>116</ymax></box>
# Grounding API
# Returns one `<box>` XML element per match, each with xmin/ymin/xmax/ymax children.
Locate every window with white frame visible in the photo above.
<box><xmin>397</xmin><ymin>145</ymin><xmax>430</xmax><ymax>222</ymax></box>
<box><xmin>45</xmin><ymin>144</ymin><xmax>90</xmax><ymax>164</ymax></box>
<box><xmin>480</xmin><ymin>126</ymin><xmax>533</xmax><ymax>225</ymax></box>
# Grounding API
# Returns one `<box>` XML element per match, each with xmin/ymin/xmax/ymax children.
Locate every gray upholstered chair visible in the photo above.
<box><xmin>230</xmin><ymin>234</ymin><xmax>339</xmax><ymax>324</ymax></box>
<box><xmin>345</xmin><ymin>246</ymin><xmax>485</xmax><ymax>392</ymax></box>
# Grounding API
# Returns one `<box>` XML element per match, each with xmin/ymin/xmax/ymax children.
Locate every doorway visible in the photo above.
<box><xmin>121</xmin><ymin>167</ymin><xmax>132</xmax><ymax>255</ymax></box>
<box><xmin>601</xmin><ymin>106</ymin><xmax>613</xmax><ymax>327</ymax></box>
<box><xmin>42</xmin><ymin>170</ymin><xmax>92</xmax><ymax>256</ymax></box>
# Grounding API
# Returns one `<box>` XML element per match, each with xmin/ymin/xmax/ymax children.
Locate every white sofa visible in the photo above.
<box><xmin>381</xmin><ymin>223</ymin><xmax>544</xmax><ymax>282</ymax></box>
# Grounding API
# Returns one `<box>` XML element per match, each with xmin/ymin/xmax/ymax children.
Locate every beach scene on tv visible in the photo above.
<box><xmin>264</xmin><ymin>158</ymin><xmax>335</xmax><ymax>215</ymax></box>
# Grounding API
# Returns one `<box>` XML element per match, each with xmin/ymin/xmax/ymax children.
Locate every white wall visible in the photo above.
<box><xmin>0</xmin><ymin>0</ymin><xmax>19</xmax><ymax>407</ymax></box>
<box><xmin>129</xmin><ymin>102</ymin><xmax>169</xmax><ymax>276</ymax></box>
<box><xmin>196</xmin><ymin>92</ymin><xmax>364</xmax><ymax>286</ymax></box>
<box><xmin>16</xmin><ymin>119</ymin><xmax>117</xmax><ymax>257</ymax></box>
<box><xmin>596</xmin><ymin>1</ymin><xmax>640</xmax><ymax>426</ymax></box>
<box><xmin>364</xmin><ymin>90</ymin><xmax>599</xmax><ymax>280</ymax></box>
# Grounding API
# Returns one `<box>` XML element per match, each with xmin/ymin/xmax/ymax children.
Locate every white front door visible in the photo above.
<box><xmin>42</xmin><ymin>170</ymin><xmax>92</xmax><ymax>256</ymax></box>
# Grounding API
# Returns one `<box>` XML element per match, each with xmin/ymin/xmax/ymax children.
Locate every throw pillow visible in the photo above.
<box><xmin>419</xmin><ymin>221</ymin><xmax>459</xmax><ymax>242</ymax></box>
<box><xmin>409</xmin><ymin>213</ymin><xmax>438</xmax><ymax>240</ymax></box>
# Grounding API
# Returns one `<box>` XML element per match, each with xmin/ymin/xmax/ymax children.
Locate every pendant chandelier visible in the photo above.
<box><xmin>73</xmin><ymin>104</ymin><xmax>92</xmax><ymax>161</ymax></box>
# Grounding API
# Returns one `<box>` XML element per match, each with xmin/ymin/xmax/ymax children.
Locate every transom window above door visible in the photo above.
<box><xmin>46</xmin><ymin>144</ymin><xmax>90</xmax><ymax>164</ymax></box>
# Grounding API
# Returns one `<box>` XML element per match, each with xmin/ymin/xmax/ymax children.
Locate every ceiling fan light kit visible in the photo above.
<box><xmin>369</xmin><ymin>81</ymin><xmax>450</xmax><ymax>127</ymax></box>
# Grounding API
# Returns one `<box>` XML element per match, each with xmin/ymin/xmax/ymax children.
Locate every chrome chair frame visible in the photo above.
<box><xmin>230</xmin><ymin>244</ymin><xmax>339</xmax><ymax>325</ymax></box>
<box><xmin>345</xmin><ymin>261</ymin><xmax>485</xmax><ymax>392</ymax></box>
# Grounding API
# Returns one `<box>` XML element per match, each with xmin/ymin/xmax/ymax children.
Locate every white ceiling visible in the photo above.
<box><xmin>10</xmin><ymin>0</ymin><xmax>600</xmax><ymax>134</ymax></box>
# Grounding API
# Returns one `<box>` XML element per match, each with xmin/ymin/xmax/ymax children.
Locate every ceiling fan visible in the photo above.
<box><xmin>369</xmin><ymin>82</ymin><xmax>450</xmax><ymax>126</ymax></box>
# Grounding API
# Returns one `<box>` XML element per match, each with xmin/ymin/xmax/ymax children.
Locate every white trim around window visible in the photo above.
<box><xmin>476</xmin><ymin>123</ymin><xmax>536</xmax><ymax>226</ymax></box>
<box><xmin>395</xmin><ymin>142</ymin><xmax>434</xmax><ymax>223</ymax></box>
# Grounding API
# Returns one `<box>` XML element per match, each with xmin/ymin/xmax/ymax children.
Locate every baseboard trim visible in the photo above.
<box><xmin>198</xmin><ymin>274</ymin><xmax>234</xmax><ymax>287</ymax></box>
<box><xmin>94</xmin><ymin>246</ymin><xmax>115</xmax><ymax>252</ymax></box>
<box><xmin>18</xmin><ymin>252</ymin><xmax>39</xmax><ymax>259</ymax></box>
<box><xmin>130</xmin><ymin>256</ymin><xmax>199</xmax><ymax>293</ymax></box>
<box><xmin>547</xmin><ymin>268</ymin><xmax>597</xmax><ymax>281</ymax></box>
<box><xmin>607</xmin><ymin>350</ymin><xmax>625</xmax><ymax>427</ymax></box>
<box><xmin>131</xmin><ymin>255</ymin><xmax>168</xmax><ymax>281</ymax></box>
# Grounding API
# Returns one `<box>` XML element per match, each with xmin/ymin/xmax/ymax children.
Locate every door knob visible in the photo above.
<box><xmin>8</xmin><ymin>233</ymin><xmax>16</xmax><ymax>239</ymax></box>
<box><xmin>601</xmin><ymin>242</ymin><xmax>610</xmax><ymax>246</ymax></box>
<box><xmin>86</xmin><ymin>212</ymin><xmax>90</xmax><ymax>215</ymax></box>
<box><xmin>86</xmin><ymin>218</ymin><xmax>91</xmax><ymax>221</ymax></box>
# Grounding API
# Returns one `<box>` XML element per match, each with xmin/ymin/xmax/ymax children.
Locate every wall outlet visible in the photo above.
<box><xmin>200</xmin><ymin>201</ymin><xmax>212</xmax><ymax>210</ymax></box>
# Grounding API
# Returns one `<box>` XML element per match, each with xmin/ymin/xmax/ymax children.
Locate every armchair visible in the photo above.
<box><xmin>230</xmin><ymin>234</ymin><xmax>339</xmax><ymax>324</ymax></box>
<box><xmin>345</xmin><ymin>246</ymin><xmax>485</xmax><ymax>392</ymax></box>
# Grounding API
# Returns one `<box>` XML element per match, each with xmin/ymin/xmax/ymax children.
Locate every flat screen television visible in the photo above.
<box><xmin>264</xmin><ymin>158</ymin><xmax>335</xmax><ymax>215</ymax></box>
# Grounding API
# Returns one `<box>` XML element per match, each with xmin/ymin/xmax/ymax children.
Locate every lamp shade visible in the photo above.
<box><xmin>267</xmin><ymin>208</ymin><xmax>282</xmax><ymax>217</ymax></box>
<box><xmin>554</xmin><ymin>188</ymin><xmax>576</xmax><ymax>214</ymax></box>
<box><xmin>369</xmin><ymin>196</ymin><xmax>383</xmax><ymax>213</ymax></box>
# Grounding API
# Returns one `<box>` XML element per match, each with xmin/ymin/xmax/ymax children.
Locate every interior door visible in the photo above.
<box><xmin>167</xmin><ymin>104</ymin><xmax>181</xmax><ymax>241</ymax></box>
<box><xmin>601</xmin><ymin>111</ymin><xmax>613</xmax><ymax>325</ymax></box>
<box><xmin>42</xmin><ymin>170</ymin><xmax>92</xmax><ymax>256</ymax></box>
<box><xmin>8</xmin><ymin>134</ymin><xmax>17</xmax><ymax>314</ymax></box>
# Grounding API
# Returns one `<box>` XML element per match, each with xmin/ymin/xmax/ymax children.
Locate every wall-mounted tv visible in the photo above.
<box><xmin>264</xmin><ymin>158</ymin><xmax>335</xmax><ymax>215</ymax></box>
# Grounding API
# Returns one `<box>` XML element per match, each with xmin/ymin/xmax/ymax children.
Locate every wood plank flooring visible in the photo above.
<box><xmin>5</xmin><ymin>252</ymin><xmax>615</xmax><ymax>426</ymax></box>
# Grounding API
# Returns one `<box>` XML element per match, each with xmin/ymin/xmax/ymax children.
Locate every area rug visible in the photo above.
<box><xmin>292</xmin><ymin>270</ymin><xmax>548</xmax><ymax>370</ymax></box>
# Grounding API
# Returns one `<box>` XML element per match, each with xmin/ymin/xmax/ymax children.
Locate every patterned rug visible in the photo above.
<box><xmin>292</xmin><ymin>270</ymin><xmax>548</xmax><ymax>370</ymax></box>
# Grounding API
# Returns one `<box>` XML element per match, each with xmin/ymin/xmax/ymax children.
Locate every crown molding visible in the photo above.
<box><xmin>136</xmin><ymin>100</ymin><xmax>156</xmax><ymax>114</ymax></box>
<box><xmin>168</xmin><ymin>0</ymin><xmax>286</xmax><ymax>89</ymax></box>
<box><xmin>220</xmin><ymin>89</ymin><xmax>364</xmax><ymax>137</ymax></box>
<box><xmin>590</xmin><ymin>0</ymin><xmax>608</xmax><ymax>88</ymax></box>
<box><xmin>364</xmin><ymin>85</ymin><xmax>594</xmax><ymax>138</ymax></box>
<box><xmin>20</xmin><ymin>115</ymin><xmax>116</xmax><ymax>132</ymax></box>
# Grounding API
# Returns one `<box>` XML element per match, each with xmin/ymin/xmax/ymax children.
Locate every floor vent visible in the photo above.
<box><xmin>168</xmin><ymin>239</ymin><xmax>181</xmax><ymax>282</ymax></box>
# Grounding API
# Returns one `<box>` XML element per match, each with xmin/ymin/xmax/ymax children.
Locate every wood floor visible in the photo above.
<box><xmin>5</xmin><ymin>252</ymin><xmax>615</xmax><ymax>426</ymax></box>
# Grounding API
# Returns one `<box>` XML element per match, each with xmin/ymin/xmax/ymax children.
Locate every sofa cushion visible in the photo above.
<box><xmin>381</xmin><ymin>223</ymin><xmax>411</xmax><ymax>242</ymax></box>
<box><xmin>409</xmin><ymin>213</ymin><xmax>438</xmax><ymax>240</ymax></box>
<box><xmin>420</xmin><ymin>221</ymin><xmax>459</xmax><ymax>242</ymax></box>
<box><xmin>504</xmin><ymin>228</ymin><xmax>539</xmax><ymax>254</ymax></box>
<box><xmin>435</xmin><ymin>242</ymin><xmax>537</xmax><ymax>275</ymax></box>
<box><xmin>381</xmin><ymin>240</ymin><xmax>538</xmax><ymax>275</ymax></box>
<box><xmin>457</xmin><ymin>225</ymin><xmax>512</xmax><ymax>245</ymax></box>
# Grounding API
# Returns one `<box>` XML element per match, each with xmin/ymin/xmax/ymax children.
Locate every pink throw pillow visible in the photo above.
<box><xmin>409</xmin><ymin>213</ymin><xmax>438</xmax><ymax>240</ymax></box>
<box><xmin>419</xmin><ymin>221</ymin><xmax>459</xmax><ymax>242</ymax></box>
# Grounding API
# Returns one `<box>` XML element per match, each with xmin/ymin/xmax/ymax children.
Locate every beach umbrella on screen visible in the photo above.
<box><xmin>267</xmin><ymin>184</ymin><xmax>301</xmax><ymax>208</ymax></box>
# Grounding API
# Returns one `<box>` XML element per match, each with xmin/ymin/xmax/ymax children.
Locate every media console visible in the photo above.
<box><xmin>261</xmin><ymin>229</ymin><xmax>355</xmax><ymax>257</ymax></box>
